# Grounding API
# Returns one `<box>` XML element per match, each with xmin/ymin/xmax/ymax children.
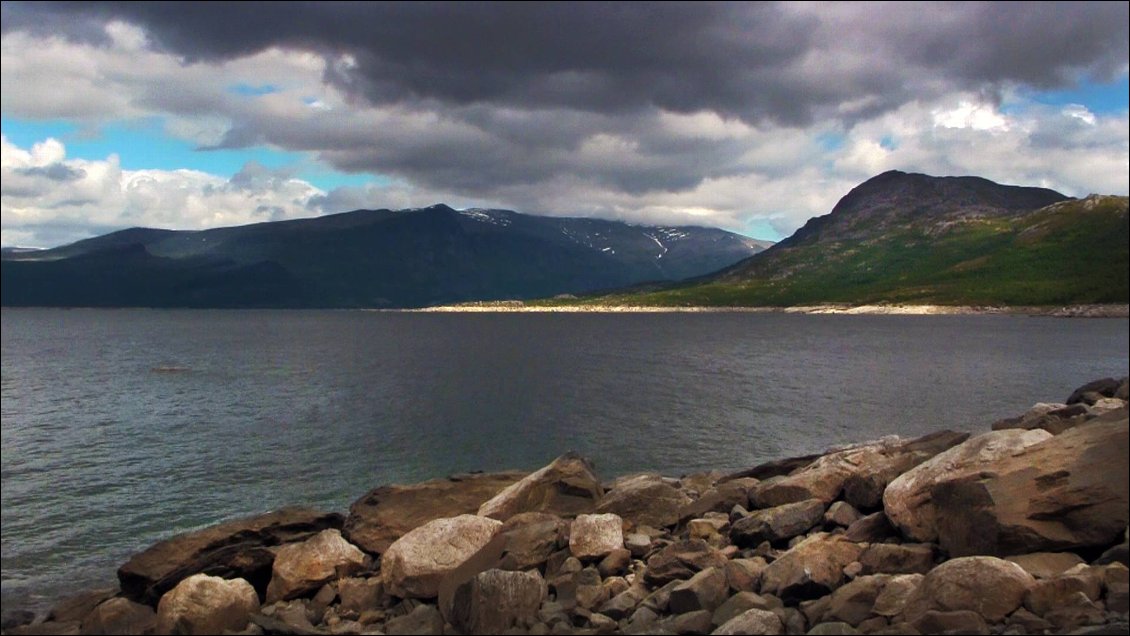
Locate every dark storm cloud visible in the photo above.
<box><xmin>6</xmin><ymin>2</ymin><xmax>1126</xmax><ymax>127</ymax></box>
<box><xmin>14</xmin><ymin>163</ymin><xmax>86</xmax><ymax>181</ymax></box>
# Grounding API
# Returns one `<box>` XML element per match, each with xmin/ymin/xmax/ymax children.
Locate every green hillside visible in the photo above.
<box><xmin>566</xmin><ymin>194</ymin><xmax>1129</xmax><ymax>307</ymax></box>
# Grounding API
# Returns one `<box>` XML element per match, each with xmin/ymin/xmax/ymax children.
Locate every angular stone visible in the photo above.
<box><xmin>991</xmin><ymin>402</ymin><xmax>1070</xmax><ymax>433</ymax></box>
<box><xmin>668</xmin><ymin>609</ymin><xmax>712</xmax><ymax>634</ymax></box>
<box><xmin>1005</xmin><ymin>552</ymin><xmax>1086</xmax><ymax>579</ymax></box>
<box><xmin>724</xmin><ymin>557</ymin><xmax>767</xmax><ymax>594</ymax></box>
<box><xmin>343</xmin><ymin>471</ymin><xmax>523</xmax><ymax>555</ymax></box>
<box><xmin>598</xmin><ymin>584</ymin><xmax>647</xmax><ymax>620</ymax></box>
<box><xmin>625</xmin><ymin>533</ymin><xmax>652</xmax><ymax>558</ymax></box>
<box><xmin>596</xmin><ymin>473</ymin><xmax>692</xmax><ymax>529</ymax></box>
<box><xmin>930</xmin><ymin>420</ymin><xmax>1130</xmax><ymax>556</ymax></box>
<box><xmin>497</xmin><ymin>512</ymin><xmax>568</xmax><ymax>571</ymax></box>
<box><xmin>574</xmin><ymin>567</ymin><xmax>609</xmax><ymax>611</ymax></box>
<box><xmin>678</xmin><ymin>479</ymin><xmax>757</xmax><ymax>524</ymax></box>
<box><xmin>669</xmin><ymin>567</ymin><xmax>728</xmax><ymax>614</ymax></box>
<box><xmin>381</xmin><ymin>514</ymin><xmax>503</xmax><ymax>599</ymax></box>
<box><xmin>730</xmin><ymin>499</ymin><xmax>825</xmax><ymax>547</ymax></box>
<box><xmin>823</xmin><ymin>575</ymin><xmax>891</xmax><ymax>626</ymax></box>
<box><xmin>688</xmin><ymin>516</ymin><xmax>729</xmax><ymax>547</ymax></box>
<box><xmin>900</xmin><ymin>556</ymin><xmax>1034</xmax><ymax>623</ymax></box>
<box><xmin>711</xmin><ymin>608</ymin><xmax>783</xmax><ymax>635</ymax></box>
<box><xmin>858</xmin><ymin>544</ymin><xmax>934</xmax><ymax>575</ymax></box>
<box><xmin>644</xmin><ymin>539</ymin><xmax>729</xmax><ymax>586</ymax></box>
<box><xmin>908</xmin><ymin>610</ymin><xmax>988</xmax><ymax>635</ymax></box>
<box><xmin>1043</xmin><ymin>591</ymin><xmax>1105</xmax><ymax>631</ymax></box>
<box><xmin>760</xmin><ymin>534</ymin><xmax>865</xmax><ymax>603</ymax></box>
<box><xmin>79</xmin><ymin>597</ymin><xmax>156</xmax><ymax>635</ymax></box>
<box><xmin>338</xmin><ymin>577</ymin><xmax>385</xmax><ymax>615</ymax></box>
<box><xmin>871</xmin><ymin>574</ymin><xmax>922</xmax><ymax>618</ymax></box>
<box><xmin>447</xmin><ymin>568</ymin><xmax>545</xmax><ymax>634</ymax></box>
<box><xmin>478</xmin><ymin>453</ymin><xmax>603</xmax><ymax>521</ymax></box>
<box><xmin>119</xmin><ymin>507</ymin><xmax>343</xmax><ymax>604</ymax></box>
<box><xmin>824</xmin><ymin>502</ymin><xmax>864</xmax><ymax>528</ymax></box>
<box><xmin>383</xmin><ymin>603</ymin><xmax>444</xmax><ymax>635</ymax></box>
<box><xmin>711</xmin><ymin>591</ymin><xmax>780</xmax><ymax>627</ymax></box>
<box><xmin>266</xmin><ymin>529</ymin><xmax>367</xmax><ymax>603</ymax></box>
<box><xmin>155</xmin><ymin>574</ymin><xmax>259</xmax><ymax>636</ymax></box>
<box><xmin>882</xmin><ymin>429</ymin><xmax>1053</xmax><ymax>544</ymax></box>
<box><xmin>569</xmin><ymin>513</ymin><xmax>624</xmax><ymax>560</ymax></box>
<box><xmin>844</xmin><ymin>512</ymin><xmax>895</xmax><ymax>544</ymax></box>
<box><xmin>754</xmin><ymin>431</ymin><xmax>968</xmax><ymax>509</ymax></box>
<box><xmin>1023</xmin><ymin>570</ymin><xmax>1102</xmax><ymax>615</ymax></box>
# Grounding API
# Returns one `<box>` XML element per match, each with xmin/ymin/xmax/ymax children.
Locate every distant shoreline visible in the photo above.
<box><xmin>406</xmin><ymin>302</ymin><xmax>1130</xmax><ymax>317</ymax></box>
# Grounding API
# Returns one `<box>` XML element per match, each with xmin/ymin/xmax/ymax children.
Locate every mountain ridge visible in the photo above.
<box><xmin>1</xmin><ymin>205</ymin><xmax>770</xmax><ymax>308</ymax></box>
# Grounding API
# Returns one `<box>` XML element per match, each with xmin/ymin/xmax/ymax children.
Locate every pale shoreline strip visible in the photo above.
<box><xmin>394</xmin><ymin>303</ymin><xmax>1130</xmax><ymax>317</ymax></box>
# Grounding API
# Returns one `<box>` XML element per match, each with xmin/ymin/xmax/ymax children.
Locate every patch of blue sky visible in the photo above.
<box><xmin>1</xmin><ymin>115</ymin><xmax>385</xmax><ymax>191</ymax></box>
<box><xmin>1006</xmin><ymin>76</ymin><xmax>1129</xmax><ymax>115</ymax></box>
<box><xmin>814</xmin><ymin>131</ymin><xmax>846</xmax><ymax>151</ymax></box>
<box><xmin>227</xmin><ymin>83</ymin><xmax>280</xmax><ymax>97</ymax></box>
<box><xmin>741</xmin><ymin>218</ymin><xmax>783</xmax><ymax>242</ymax></box>
<box><xmin>879</xmin><ymin>134</ymin><xmax>898</xmax><ymax>150</ymax></box>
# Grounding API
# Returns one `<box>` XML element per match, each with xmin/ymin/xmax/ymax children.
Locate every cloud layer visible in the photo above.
<box><xmin>2</xmin><ymin>2</ymin><xmax>1128</xmax><ymax>247</ymax></box>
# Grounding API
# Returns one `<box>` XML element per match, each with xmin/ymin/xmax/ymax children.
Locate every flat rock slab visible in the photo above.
<box><xmin>342</xmin><ymin>471</ymin><xmax>525</xmax><ymax>554</ymax></box>
<box><xmin>118</xmin><ymin>507</ymin><xmax>343</xmax><ymax>604</ymax></box>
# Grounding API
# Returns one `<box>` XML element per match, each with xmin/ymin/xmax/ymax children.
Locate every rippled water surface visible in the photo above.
<box><xmin>2</xmin><ymin>308</ymin><xmax>1127</xmax><ymax>608</ymax></box>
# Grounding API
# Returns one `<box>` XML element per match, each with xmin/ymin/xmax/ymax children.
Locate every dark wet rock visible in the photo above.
<box><xmin>118</xmin><ymin>507</ymin><xmax>342</xmax><ymax>605</ymax></box>
<box><xmin>343</xmin><ymin>472</ymin><xmax>523</xmax><ymax>555</ymax></box>
<box><xmin>730</xmin><ymin>499</ymin><xmax>825</xmax><ymax>547</ymax></box>
<box><xmin>1067</xmin><ymin>378</ymin><xmax>1122</xmax><ymax>405</ymax></box>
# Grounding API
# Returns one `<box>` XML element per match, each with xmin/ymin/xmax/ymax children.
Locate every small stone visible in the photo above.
<box><xmin>730</xmin><ymin>500</ymin><xmax>826</xmax><ymax>547</ymax></box>
<box><xmin>807</xmin><ymin>622</ymin><xmax>860</xmax><ymax>635</ymax></box>
<box><xmin>1006</xmin><ymin>607</ymin><xmax>1051</xmax><ymax>633</ymax></box>
<box><xmin>338</xmin><ymin>577</ymin><xmax>385</xmax><ymax>615</ymax></box>
<box><xmin>824</xmin><ymin>502</ymin><xmax>864</xmax><ymax>528</ymax></box>
<box><xmin>858</xmin><ymin>544</ymin><xmax>934</xmax><ymax>575</ymax></box>
<box><xmin>725</xmin><ymin>558</ymin><xmax>767</xmax><ymax>593</ymax></box>
<box><xmin>844</xmin><ymin>513</ymin><xmax>895</xmax><ymax>543</ymax></box>
<box><xmin>597</xmin><ymin>548</ymin><xmax>631</xmax><ymax>578</ymax></box>
<box><xmin>1042</xmin><ymin>591</ymin><xmax>1105</xmax><ymax>631</ymax></box>
<box><xmin>711</xmin><ymin>592</ymin><xmax>780</xmax><ymax>627</ymax></box>
<box><xmin>908</xmin><ymin>610</ymin><xmax>987</xmax><ymax>635</ymax></box>
<box><xmin>383</xmin><ymin>604</ymin><xmax>444</xmax><ymax>635</ymax></box>
<box><xmin>670</xmin><ymin>609</ymin><xmax>713</xmax><ymax>635</ymax></box>
<box><xmin>625</xmin><ymin>533</ymin><xmax>652</xmax><ymax>558</ymax></box>
<box><xmin>870</xmin><ymin>574</ymin><xmax>922</xmax><ymax>618</ymax></box>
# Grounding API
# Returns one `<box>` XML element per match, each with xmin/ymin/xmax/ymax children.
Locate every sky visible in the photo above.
<box><xmin>1</xmin><ymin>2</ymin><xmax>1127</xmax><ymax>248</ymax></box>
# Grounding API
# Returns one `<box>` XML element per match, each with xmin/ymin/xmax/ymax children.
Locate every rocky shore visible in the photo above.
<box><xmin>3</xmin><ymin>377</ymin><xmax>1128</xmax><ymax>636</ymax></box>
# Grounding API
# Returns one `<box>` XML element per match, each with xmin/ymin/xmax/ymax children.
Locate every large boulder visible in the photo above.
<box><xmin>729</xmin><ymin>499</ymin><xmax>825</xmax><ymax>547</ymax></box>
<box><xmin>155</xmin><ymin>574</ymin><xmax>259</xmax><ymax>635</ymax></box>
<box><xmin>446</xmin><ymin>568</ymin><xmax>546</xmax><ymax>634</ymax></box>
<box><xmin>478</xmin><ymin>453</ymin><xmax>603</xmax><ymax>521</ymax></box>
<box><xmin>118</xmin><ymin>507</ymin><xmax>342</xmax><ymax>604</ymax></box>
<box><xmin>930</xmin><ymin>420</ymin><xmax>1129</xmax><ymax>556</ymax></box>
<box><xmin>900</xmin><ymin>556</ymin><xmax>1035</xmax><ymax>623</ymax></box>
<box><xmin>596</xmin><ymin>473</ymin><xmax>692</xmax><ymax>528</ymax></box>
<box><xmin>265</xmin><ymin>529</ymin><xmax>367</xmax><ymax>603</ymax></box>
<box><xmin>342</xmin><ymin>471</ymin><xmax>524</xmax><ymax>554</ymax></box>
<box><xmin>882</xmin><ymin>429</ymin><xmax>1052</xmax><ymax>544</ymax></box>
<box><xmin>760</xmin><ymin>533</ymin><xmax>865</xmax><ymax>603</ymax></box>
<box><xmin>753</xmin><ymin>431</ymin><xmax>967</xmax><ymax>508</ymax></box>
<box><xmin>381</xmin><ymin>514</ymin><xmax>503</xmax><ymax>598</ymax></box>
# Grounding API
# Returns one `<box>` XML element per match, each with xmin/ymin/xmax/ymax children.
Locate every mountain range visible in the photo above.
<box><xmin>589</xmin><ymin>170</ymin><xmax>1129</xmax><ymax>307</ymax></box>
<box><xmin>0</xmin><ymin>206</ymin><xmax>769</xmax><ymax>308</ymax></box>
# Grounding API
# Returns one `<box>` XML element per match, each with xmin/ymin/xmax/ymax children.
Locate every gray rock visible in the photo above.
<box><xmin>1067</xmin><ymin>378</ymin><xmax>1122</xmax><ymax>405</ymax></box>
<box><xmin>447</xmin><ymin>568</ymin><xmax>545</xmax><ymax>634</ymax></box>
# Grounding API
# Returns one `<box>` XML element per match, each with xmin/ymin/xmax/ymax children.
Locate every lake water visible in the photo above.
<box><xmin>1</xmin><ymin>308</ymin><xmax>1127</xmax><ymax>610</ymax></box>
